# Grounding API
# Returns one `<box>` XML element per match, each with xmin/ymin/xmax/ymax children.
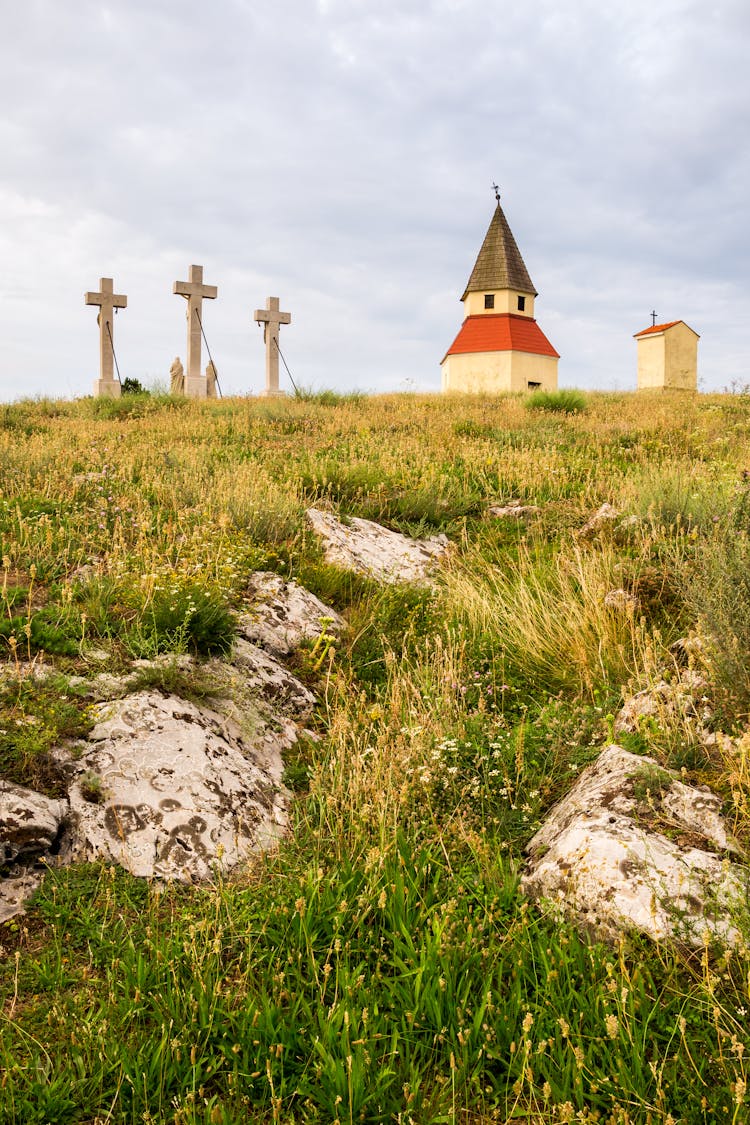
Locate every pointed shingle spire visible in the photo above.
<box><xmin>461</xmin><ymin>201</ymin><xmax>537</xmax><ymax>301</ymax></box>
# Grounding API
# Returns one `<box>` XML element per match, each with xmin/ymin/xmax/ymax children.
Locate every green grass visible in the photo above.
<box><xmin>1</xmin><ymin>390</ymin><xmax>750</xmax><ymax>1122</ymax></box>
<box><xmin>525</xmin><ymin>388</ymin><xmax>588</xmax><ymax>414</ymax></box>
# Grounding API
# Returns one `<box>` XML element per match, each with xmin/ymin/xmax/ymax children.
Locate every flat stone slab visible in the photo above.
<box><xmin>306</xmin><ymin>508</ymin><xmax>449</xmax><ymax>584</ymax></box>
<box><xmin>522</xmin><ymin>744</ymin><xmax>748</xmax><ymax>947</ymax></box>
<box><xmin>67</xmin><ymin>692</ymin><xmax>289</xmax><ymax>882</ymax></box>
<box><xmin>239</xmin><ymin>572</ymin><xmax>345</xmax><ymax>658</ymax></box>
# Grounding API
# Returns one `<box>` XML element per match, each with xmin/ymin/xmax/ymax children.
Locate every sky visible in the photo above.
<box><xmin>1</xmin><ymin>0</ymin><xmax>749</xmax><ymax>401</ymax></box>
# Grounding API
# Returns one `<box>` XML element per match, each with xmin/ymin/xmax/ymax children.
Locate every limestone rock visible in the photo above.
<box><xmin>522</xmin><ymin>744</ymin><xmax>748</xmax><ymax>946</ymax></box>
<box><xmin>488</xmin><ymin>502</ymin><xmax>540</xmax><ymax>519</ymax></box>
<box><xmin>228</xmin><ymin>637</ymin><xmax>316</xmax><ymax>717</ymax></box>
<box><xmin>0</xmin><ymin>781</ymin><xmax>67</xmax><ymax>864</ymax></box>
<box><xmin>306</xmin><ymin>508</ymin><xmax>449</xmax><ymax>584</ymax></box>
<box><xmin>577</xmin><ymin>502</ymin><xmax>620</xmax><ymax>539</ymax></box>
<box><xmin>0</xmin><ymin>782</ymin><xmax>68</xmax><ymax>923</ymax></box>
<box><xmin>0</xmin><ymin>874</ymin><xmax>45</xmax><ymax>924</ymax></box>
<box><xmin>615</xmin><ymin>670</ymin><xmax>710</xmax><ymax>735</ymax></box>
<box><xmin>66</xmin><ymin>691</ymin><xmax>289</xmax><ymax>882</ymax></box>
<box><xmin>239</xmin><ymin>572</ymin><xmax>345</xmax><ymax>658</ymax></box>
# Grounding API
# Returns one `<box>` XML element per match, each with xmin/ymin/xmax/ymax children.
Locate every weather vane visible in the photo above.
<box><xmin>492</xmin><ymin>182</ymin><xmax>501</xmax><ymax>203</ymax></box>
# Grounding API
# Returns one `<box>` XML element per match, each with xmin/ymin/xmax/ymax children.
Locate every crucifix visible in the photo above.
<box><xmin>173</xmin><ymin>264</ymin><xmax>218</xmax><ymax>398</ymax></box>
<box><xmin>651</xmin><ymin>310</ymin><xmax>658</xmax><ymax>326</ymax></box>
<box><xmin>85</xmin><ymin>277</ymin><xmax>127</xmax><ymax>398</ymax></box>
<box><xmin>254</xmin><ymin>296</ymin><xmax>291</xmax><ymax>396</ymax></box>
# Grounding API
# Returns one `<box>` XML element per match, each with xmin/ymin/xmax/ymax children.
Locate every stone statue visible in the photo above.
<box><xmin>170</xmin><ymin>357</ymin><xmax>184</xmax><ymax>396</ymax></box>
<box><xmin>205</xmin><ymin>360</ymin><xmax>217</xmax><ymax>399</ymax></box>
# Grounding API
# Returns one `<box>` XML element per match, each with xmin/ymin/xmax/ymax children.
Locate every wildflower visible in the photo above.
<box><xmin>522</xmin><ymin>1011</ymin><xmax>533</xmax><ymax>1034</ymax></box>
<box><xmin>605</xmin><ymin>1013</ymin><xmax>619</xmax><ymax>1039</ymax></box>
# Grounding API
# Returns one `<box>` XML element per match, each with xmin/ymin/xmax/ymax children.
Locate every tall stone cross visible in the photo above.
<box><xmin>85</xmin><ymin>277</ymin><xmax>127</xmax><ymax>398</ymax></box>
<box><xmin>173</xmin><ymin>264</ymin><xmax>218</xmax><ymax>398</ymax></box>
<box><xmin>254</xmin><ymin>297</ymin><xmax>291</xmax><ymax>396</ymax></box>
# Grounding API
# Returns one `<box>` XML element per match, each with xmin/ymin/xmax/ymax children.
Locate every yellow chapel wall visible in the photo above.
<box><xmin>441</xmin><ymin>350</ymin><xmax>558</xmax><ymax>394</ymax></box>
<box><xmin>664</xmin><ymin>323</ymin><xmax>698</xmax><ymax>390</ymax></box>
<box><xmin>636</xmin><ymin>334</ymin><xmax>665</xmax><ymax>390</ymax></box>
<box><xmin>463</xmin><ymin>290</ymin><xmax>536</xmax><ymax>317</ymax></box>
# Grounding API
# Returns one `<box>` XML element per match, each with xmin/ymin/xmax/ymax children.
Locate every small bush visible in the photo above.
<box><xmin>123</xmin><ymin>584</ymin><xmax>236</xmax><ymax>658</ymax></box>
<box><xmin>525</xmin><ymin>388</ymin><xmax>587</xmax><ymax>414</ymax></box>
<box><xmin>293</xmin><ymin>385</ymin><xmax>366</xmax><ymax>406</ymax></box>
<box><xmin>120</xmin><ymin>377</ymin><xmax>146</xmax><ymax>395</ymax></box>
<box><xmin>0</xmin><ymin>605</ymin><xmax>82</xmax><ymax>658</ymax></box>
<box><xmin>629</xmin><ymin>465</ymin><xmax>727</xmax><ymax>533</ymax></box>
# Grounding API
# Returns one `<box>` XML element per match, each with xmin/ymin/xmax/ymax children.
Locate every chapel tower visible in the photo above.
<box><xmin>441</xmin><ymin>193</ymin><xmax>559</xmax><ymax>393</ymax></box>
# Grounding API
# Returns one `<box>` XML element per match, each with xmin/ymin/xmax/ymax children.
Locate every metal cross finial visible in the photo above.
<box><xmin>651</xmin><ymin>310</ymin><xmax>658</xmax><ymax>326</ymax></box>
<box><xmin>492</xmin><ymin>182</ymin><xmax>501</xmax><ymax>204</ymax></box>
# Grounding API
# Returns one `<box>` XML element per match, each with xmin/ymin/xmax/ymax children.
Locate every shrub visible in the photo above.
<box><xmin>120</xmin><ymin>377</ymin><xmax>147</xmax><ymax>395</ymax></box>
<box><xmin>628</xmin><ymin>464</ymin><xmax>728</xmax><ymax>533</ymax></box>
<box><xmin>123</xmin><ymin>583</ymin><xmax>236</xmax><ymax>658</ymax></box>
<box><xmin>525</xmin><ymin>388</ymin><xmax>587</xmax><ymax>414</ymax></box>
<box><xmin>293</xmin><ymin>385</ymin><xmax>366</xmax><ymax>406</ymax></box>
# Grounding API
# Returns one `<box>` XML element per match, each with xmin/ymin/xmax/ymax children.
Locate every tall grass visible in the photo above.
<box><xmin>443</xmin><ymin>542</ymin><xmax>662</xmax><ymax>697</ymax></box>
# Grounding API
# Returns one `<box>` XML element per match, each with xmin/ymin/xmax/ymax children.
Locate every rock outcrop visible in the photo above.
<box><xmin>239</xmin><ymin>572</ymin><xmax>345</xmax><ymax>658</ymax></box>
<box><xmin>0</xmin><ymin>782</ymin><xmax>67</xmax><ymax>865</ymax></box>
<box><xmin>0</xmin><ymin>574</ymin><xmax>343</xmax><ymax>919</ymax></box>
<box><xmin>522</xmin><ymin>744</ymin><xmax>748</xmax><ymax>947</ymax></box>
<box><xmin>306</xmin><ymin>508</ymin><xmax>449</xmax><ymax>584</ymax></box>
<box><xmin>0</xmin><ymin>783</ymin><xmax>68</xmax><ymax>922</ymax></box>
<box><xmin>66</xmin><ymin>691</ymin><xmax>288</xmax><ymax>882</ymax></box>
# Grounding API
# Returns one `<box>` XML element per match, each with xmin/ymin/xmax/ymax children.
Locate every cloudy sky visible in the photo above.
<box><xmin>1</xmin><ymin>0</ymin><xmax>748</xmax><ymax>400</ymax></box>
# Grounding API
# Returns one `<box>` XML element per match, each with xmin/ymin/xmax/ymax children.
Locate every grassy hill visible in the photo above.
<box><xmin>1</xmin><ymin>388</ymin><xmax>750</xmax><ymax>1124</ymax></box>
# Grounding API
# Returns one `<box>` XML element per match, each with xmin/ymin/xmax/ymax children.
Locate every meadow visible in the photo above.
<box><xmin>1</xmin><ymin>387</ymin><xmax>750</xmax><ymax>1124</ymax></box>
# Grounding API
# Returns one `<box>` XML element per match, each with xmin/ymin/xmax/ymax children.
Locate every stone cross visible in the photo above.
<box><xmin>254</xmin><ymin>296</ymin><xmax>291</xmax><ymax>396</ymax></box>
<box><xmin>173</xmin><ymin>264</ymin><xmax>217</xmax><ymax>398</ymax></box>
<box><xmin>85</xmin><ymin>277</ymin><xmax>127</xmax><ymax>398</ymax></box>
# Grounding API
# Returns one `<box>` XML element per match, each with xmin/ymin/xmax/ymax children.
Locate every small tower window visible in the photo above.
<box><xmin>517</xmin><ymin>296</ymin><xmax>526</xmax><ymax>312</ymax></box>
<box><xmin>484</xmin><ymin>294</ymin><xmax>495</xmax><ymax>309</ymax></box>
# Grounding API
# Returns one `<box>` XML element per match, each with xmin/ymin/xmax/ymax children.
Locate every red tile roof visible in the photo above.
<box><xmin>633</xmin><ymin>321</ymin><xmax>681</xmax><ymax>338</ymax></box>
<box><xmin>442</xmin><ymin>314</ymin><xmax>559</xmax><ymax>362</ymax></box>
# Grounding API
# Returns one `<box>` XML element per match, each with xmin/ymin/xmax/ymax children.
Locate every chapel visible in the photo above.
<box><xmin>633</xmin><ymin>319</ymin><xmax>699</xmax><ymax>392</ymax></box>
<box><xmin>441</xmin><ymin>195</ymin><xmax>559</xmax><ymax>394</ymax></box>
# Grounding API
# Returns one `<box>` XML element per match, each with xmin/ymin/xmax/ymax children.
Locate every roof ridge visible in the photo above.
<box><xmin>634</xmin><ymin>320</ymin><xmax>698</xmax><ymax>338</ymax></box>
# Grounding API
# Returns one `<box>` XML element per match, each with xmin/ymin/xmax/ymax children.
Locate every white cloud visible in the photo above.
<box><xmin>0</xmin><ymin>0</ymin><xmax>748</xmax><ymax>400</ymax></box>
